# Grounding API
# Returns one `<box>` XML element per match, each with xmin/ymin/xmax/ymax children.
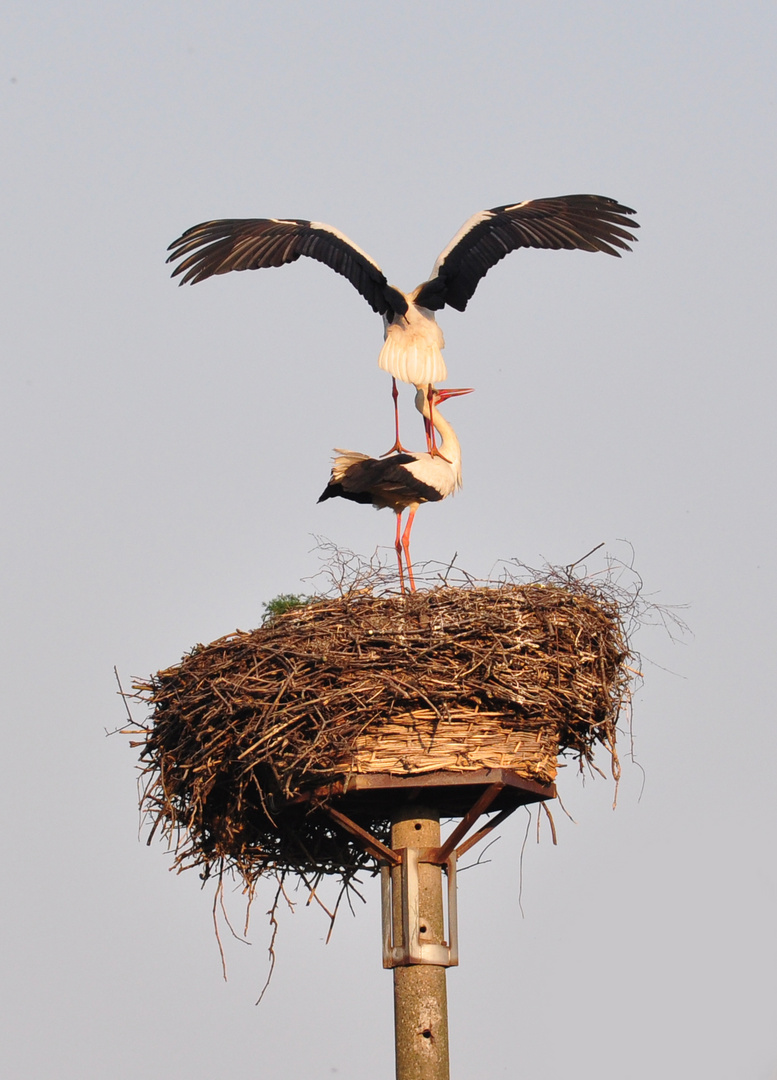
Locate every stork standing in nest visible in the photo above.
<box><xmin>318</xmin><ymin>386</ymin><xmax>472</xmax><ymax>593</ymax></box>
<box><xmin>166</xmin><ymin>195</ymin><xmax>639</xmax><ymax>453</ymax></box>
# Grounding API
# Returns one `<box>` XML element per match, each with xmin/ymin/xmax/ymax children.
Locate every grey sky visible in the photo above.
<box><xmin>2</xmin><ymin>2</ymin><xmax>775</xmax><ymax>1077</ymax></box>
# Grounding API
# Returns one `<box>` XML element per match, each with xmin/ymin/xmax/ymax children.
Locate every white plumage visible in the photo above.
<box><xmin>378</xmin><ymin>299</ymin><xmax>446</xmax><ymax>389</ymax></box>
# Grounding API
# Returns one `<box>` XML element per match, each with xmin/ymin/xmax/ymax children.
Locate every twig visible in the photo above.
<box><xmin>212</xmin><ymin>876</ymin><xmax>228</xmax><ymax>982</ymax></box>
<box><xmin>114</xmin><ymin>666</ymin><xmax>135</xmax><ymax>726</ymax></box>
<box><xmin>517</xmin><ymin>807</ymin><xmax>532</xmax><ymax>919</ymax></box>
<box><xmin>256</xmin><ymin>879</ymin><xmax>283</xmax><ymax>1004</ymax></box>
<box><xmin>565</xmin><ymin>541</ymin><xmax>605</xmax><ymax>575</ymax></box>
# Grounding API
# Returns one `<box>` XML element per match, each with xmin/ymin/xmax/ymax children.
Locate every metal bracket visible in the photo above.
<box><xmin>381</xmin><ymin>848</ymin><xmax>459</xmax><ymax>968</ymax></box>
<box><xmin>322</xmin><ymin>781</ymin><xmax>544</xmax><ymax>970</ymax></box>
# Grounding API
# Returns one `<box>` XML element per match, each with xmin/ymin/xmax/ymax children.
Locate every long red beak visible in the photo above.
<box><xmin>434</xmin><ymin>387</ymin><xmax>474</xmax><ymax>402</ymax></box>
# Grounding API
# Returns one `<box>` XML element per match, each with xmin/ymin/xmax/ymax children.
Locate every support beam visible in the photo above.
<box><xmin>434</xmin><ymin>781</ymin><xmax>504</xmax><ymax>863</ymax></box>
<box><xmin>322</xmin><ymin>805</ymin><xmax>400</xmax><ymax>865</ymax></box>
<box><xmin>454</xmin><ymin>803</ymin><xmax>520</xmax><ymax>860</ymax></box>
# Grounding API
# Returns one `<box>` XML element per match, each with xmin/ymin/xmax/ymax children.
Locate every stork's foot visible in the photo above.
<box><xmin>381</xmin><ymin>439</ymin><xmax>411</xmax><ymax>457</ymax></box>
<box><xmin>427</xmin><ymin>447</ymin><xmax>452</xmax><ymax>463</ymax></box>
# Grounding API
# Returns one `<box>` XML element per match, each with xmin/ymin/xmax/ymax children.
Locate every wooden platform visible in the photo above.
<box><xmin>295</xmin><ymin>768</ymin><xmax>556</xmax><ymax>819</ymax></box>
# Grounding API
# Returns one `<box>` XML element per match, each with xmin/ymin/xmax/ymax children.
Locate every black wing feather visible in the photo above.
<box><xmin>166</xmin><ymin>218</ymin><xmax>408</xmax><ymax>319</ymax></box>
<box><xmin>414</xmin><ymin>194</ymin><xmax>639</xmax><ymax>312</ymax></box>
<box><xmin>318</xmin><ymin>455</ymin><xmax>442</xmax><ymax>510</ymax></box>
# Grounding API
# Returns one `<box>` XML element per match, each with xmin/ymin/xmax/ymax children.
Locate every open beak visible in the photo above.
<box><xmin>434</xmin><ymin>387</ymin><xmax>474</xmax><ymax>403</ymax></box>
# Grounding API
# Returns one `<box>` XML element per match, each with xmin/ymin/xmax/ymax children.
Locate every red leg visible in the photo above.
<box><xmin>401</xmin><ymin>508</ymin><xmax>418</xmax><ymax>592</ymax></box>
<box><xmin>382</xmin><ymin>378</ymin><xmax>410</xmax><ymax>456</ymax></box>
<box><xmin>394</xmin><ymin>512</ymin><xmax>407</xmax><ymax>594</ymax></box>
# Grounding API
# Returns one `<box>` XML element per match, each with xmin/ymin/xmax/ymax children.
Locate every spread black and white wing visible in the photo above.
<box><xmin>167</xmin><ymin>218</ymin><xmax>408</xmax><ymax>319</ymax></box>
<box><xmin>414</xmin><ymin>194</ymin><xmax>639</xmax><ymax>312</ymax></box>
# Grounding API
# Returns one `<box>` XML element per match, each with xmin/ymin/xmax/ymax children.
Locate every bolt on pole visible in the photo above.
<box><xmin>390</xmin><ymin>806</ymin><xmax>450</xmax><ymax>1080</ymax></box>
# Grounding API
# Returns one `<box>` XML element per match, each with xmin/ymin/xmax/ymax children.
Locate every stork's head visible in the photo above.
<box><xmin>415</xmin><ymin>385</ymin><xmax>474</xmax><ymax>410</ymax></box>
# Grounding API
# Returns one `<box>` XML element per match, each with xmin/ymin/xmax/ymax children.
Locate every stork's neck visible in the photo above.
<box><xmin>416</xmin><ymin>392</ymin><xmax>463</xmax><ymax>486</ymax></box>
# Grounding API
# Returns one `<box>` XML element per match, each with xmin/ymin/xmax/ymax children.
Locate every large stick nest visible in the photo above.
<box><xmin>130</xmin><ymin>574</ymin><xmax>635</xmax><ymax>892</ymax></box>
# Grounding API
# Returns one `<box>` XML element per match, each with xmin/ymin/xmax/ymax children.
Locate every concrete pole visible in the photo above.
<box><xmin>391</xmin><ymin>806</ymin><xmax>450</xmax><ymax>1080</ymax></box>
